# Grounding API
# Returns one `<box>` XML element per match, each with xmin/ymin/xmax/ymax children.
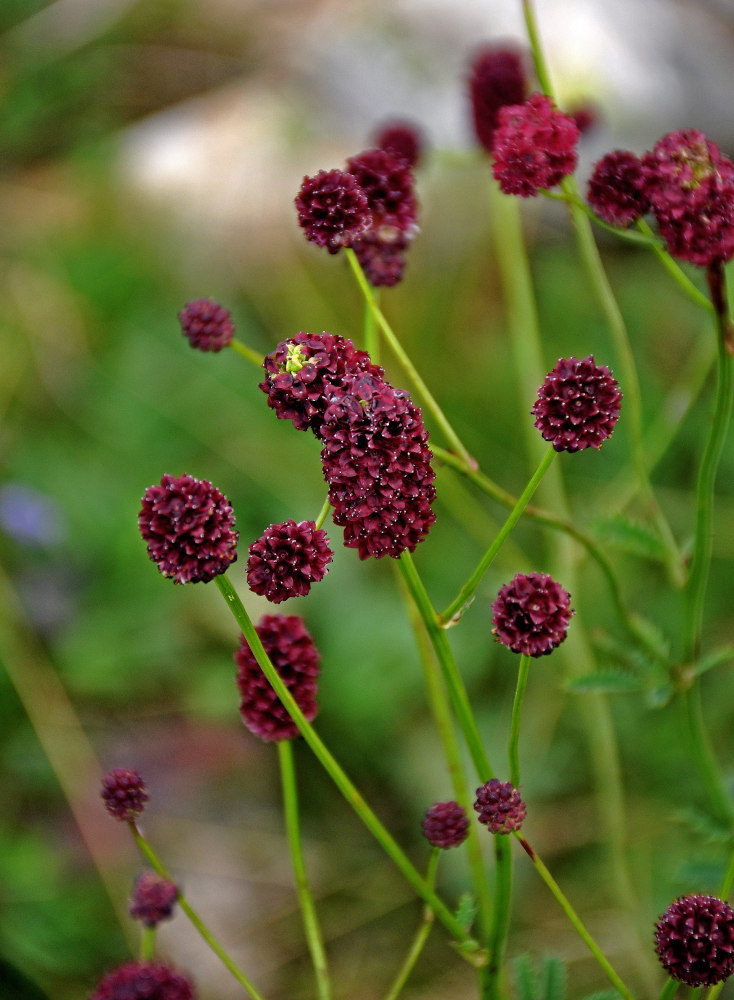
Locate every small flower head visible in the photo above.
<box><xmin>422</xmin><ymin>801</ymin><xmax>470</xmax><ymax>849</ymax></box>
<box><xmin>101</xmin><ymin>768</ymin><xmax>148</xmax><ymax>822</ymax></box>
<box><xmin>351</xmin><ymin>231</ymin><xmax>409</xmax><ymax>287</ymax></box>
<box><xmin>295</xmin><ymin>168</ymin><xmax>372</xmax><ymax>254</ymax></box>
<box><xmin>569</xmin><ymin>102</ymin><xmax>599</xmax><ymax>135</ymax></box>
<box><xmin>587</xmin><ymin>150</ymin><xmax>650</xmax><ymax>227</ymax></box>
<box><xmin>178</xmin><ymin>298</ymin><xmax>234</xmax><ymax>352</ymax></box>
<box><xmin>532</xmin><ymin>355</ymin><xmax>622</xmax><ymax>453</ymax></box>
<box><xmin>346</xmin><ymin>148</ymin><xmax>418</xmax><ymax>240</ymax></box>
<box><xmin>139</xmin><ymin>474</ymin><xmax>238</xmax><ymax>585</ymax></box>
<box><xmin>468</xmin><ymin>45</ymin><xmax>528</xmax><ymax>153</ymax></box>
<box><xmin>372</xmin><ymin>120</ymin><xmax>424</xmax><ymax>169</ymax></box>
<box><xmin>129</xmin><ymin>871</ymin><xmax>179</xmax><ymax>927</ymax></box>
<box><xmin>246</xmin><ymin>520</ymin><xmax>333</xmax><ymax>604</ymax></box>
<box><xmin>235</xmin><ymin>614</ymin><xmax>320</xmax><ymax>742</ymax></box>
<box><xmin>90</xmin><ymin>961</ymin><xmax>194</xmax><ymax>1000</ymax></box>
<box><xmin>655</xmin><ymin>895</ymin><xmax>734</xmax><ymax>987</ymax></box>
<box><xmin>474</xmin><ymin>779</ymin><xmax>526</xmax><ymax>834</ymax></box>
<box><xmin>492</xmin><ymin>572</ymin><xmax>573</xmax><ymax>657</ymax></box>
<box><xmin>492</xmin><ymin>93</ymin><xmax>579</xmax><ymax>197</ymax></box>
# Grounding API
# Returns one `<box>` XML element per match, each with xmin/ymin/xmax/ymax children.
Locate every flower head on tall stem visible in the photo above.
<box><xmin>295</xmin><ymin>168</ymin><xmax>372</xmax><ymax>254</ymax></box>
<box><xmin>178</xmin><ymin>298</ymin><xmax>234</xmax><ymax>352</ymax></box>
<box><xmin>90</xmin><ymin>961</ymin><xmax>194</xmax><ymax>1000</ymax></box>
<box><xmin>532</xmin><ymin>356</ymin><xmax>622</xmax><ymax>452</ymax></box>
<box><xmin>655</xmin><ymin>894</ymin><xmax>734</xmax><ymax>986</ymax></box>
<box><xmin>474</xmin><ymin>779</ymin><xmax>526</xmax><ymax>834</ymax></box>
<box><xmin>129</xmin><ymin>871</ymin><xmax>179</xmax><ymax>927</ymax></box>
<box><xmin>491</xmin><ymin>93</ymin><xmax>579</xmax><ymax>197</ymax></box>
<box><xmin>587</xmin><ymin>150</ymin><xmax>650</xmax><ymax>227</ymax></box>
<box><xmin>101</xmin><ymin>768</ymin><xmax>148</xmax><ymax>822</ymax></box>
<box><xmin>492</xmin><ymin>572</ymin><xmax>573</xmax><ymax>657</ymax></box>
<box><xmin>246</xmin><ymin>520</ymin><xmax>333</xmax><ymax>604</ymax></box>
<box><xmin>421</xmin><ymin>801</ymin><xmax>470</xmax><ymax>849</ymax></box>
<box><xmin>468</xmin><ymin>45</ymin><xmax>528</xmax><ymax>154</ymax></box>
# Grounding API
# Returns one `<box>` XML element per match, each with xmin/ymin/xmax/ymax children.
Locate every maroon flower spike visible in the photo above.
<box><xmin>246</xmin><ymin>520</ymin><xmax>333</xmax><ymax>604</ymax></box>
<box><xmin>474</xmin><ymin>779</ymin><xmax>526</xmax><ymax>834</ymax></box>
<box><xmin>90</xmin><ymin>961</ymin><xmax>194</xmax><ymax>1000</ymax></box>
<box><xmin>492</xmin><ymin>572</ymin><xmax>573</xmax><ymax>658</ymax></box>
<box><xmin>129</xmin><ymin>871</ymin><xmax>179</xmax><ymax>928</ymax></box>
<box><xmin>101</xmin><ymin>768</ymin><xmax>148</xmax><ymax>822</ymax></box>
<box><xmin>468</xmin><ymin>45</ymin><xmax>528</xmax><ymax>153</ymax></box>
<box><xmin>372</xmin><ymin>120</ymin><xmax>424</xmax><ymax>169</ymax></box>
<box><xmin>259</xmin><ymin>331</ymin><xmax>384</xmax><ymax>437</ymax></box>
<box><xmin>655</xmin><ymin>895</ymin><xmax>734</xmax><ymax>986</ymax></box>
<box><xmin>235</xmin><ymin>614</ymin><xmax>320</xmax><ymax>742</ymax></box>
<box><xmin>178</xmin><ymin>298</ymin><xmax>234</xmax><ymax>352</ymax></box>
<box><xmin>587</xmin><ymin>150</ymin><xmax>650</xmax><ymax>227</ymax></box>
<box><xmin>346</xmin><ymin>148</ymin><xmax>418</xmax><ymax>241</ymax></box>
<box><xmin>422</xmin><ymin>801</ymin><xmax>470</xmax><ymax>849</ymax></box>
<box><xmin>139</xmin><ymin>474</ymin><xmax>238</xmax><ymax>585</ymax></box>
<box><xmin>295</xmin><ymin>168</ymin><xmax>372</xmax><ymax>254</ymax></box>
<box><xmin>319</xmin><ymin>371</ymin><xmax>437</xmax><ymax>559</ymax></box>
<box><xmin>492</xmin><ymin>93</ymin><xmax>580</xmax><ymax>197</ymax></box>
<box><xmin>641</xmin><ymin>128</ymin><xmax>734</xmax><ymax>267</ymax></box>
<box><xmin>532</xmin><ymin>355</ymin><xmax>622</xmax><ymax>452</ymax></box>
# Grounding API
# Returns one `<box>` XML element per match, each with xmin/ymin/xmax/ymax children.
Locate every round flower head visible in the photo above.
<box><xmin>474</xmin><ymin>779</ymin><xmax>526</xmax><ymax>834</ymax></box>
<box><xmin>235</xmin><ymin>614</ymin><xmax>320</xmax><ymax>742</ymax></box>
<box><xmin>492</xmin><ymin>93</ymin><xmax>579</xmax><ymax>197</ymax></box>
<box><xmin>641</xmin><ymin>129</ymin><xmax>734</xmax><ymax>267</ymax></box>
<box><xmin>492</xmin><ymin>572</ymin><xmax>573</xmax><ymax>657</ymax></box>
<box><xmin>178</xmin><ymin>298</ymin><xmax>234</xmax><ymax>352</ymax></box>
<box><xmin>295</xmin><ymin>168</ymin><xmax>372</xmax><ymax>254</ymax></box>
<box><xmin>468</xmin><ymin>45</ymin><xmax>528</xmax><ymax>153</ymax></box>
<box><xmin>129</xmin><ymin>871</ymin><xmax>179</xmax><ymax>927</ymax></box>
<box><xmin>139</xmin><ymin>474</ymin><xmax>238</xmax><ymax>585</ymax></box>
<box><xmin>372</xmin><ymin>120</ymin><xmax>424</xmax><ymax>169</ymax></box>
<box><xmin>90</xmin><ymin>961</ymin><xmax>194</xmax><ymax>1000</ymax></box>
<box><xmin>569</xmin><ymin>102</ymin><xmax>598</xmax><ymax>135</ymax></box>
<box><xmin>655</xmin><ymin>895</ymin><xmax>734</xmax><ymax>986</ymax></box>
<box><xmin>532</xmin><ymin>355</ymin><xmax>622</xmax><ymax>453</ymax></box>
<box><xmin>587</xmin><ymin>150</ymin><xmax>650</xmax><ymax>227</ymax></box>
<box><xmin>246</xmin><ymin>520</ymin><xmax>333</xmax><ymax>604</ymax></box>
<box><xmin>422</xmin><ymin>801</ymin><xmax>470</xmax><ymax>849</ymax></box>
<box><xmin>101</xmin><ymin>768</ymin><xmax>148</xmax><ymax>822</ymax></box>
<box><xmin>351</xmin><ymin>231</ymin><xmax>409</xmax><ymax>288</ymax></box>
<box><xmin>345</xmin><ymin>148</ymin><xmax>418</xmax><ymax>241</ymax></box>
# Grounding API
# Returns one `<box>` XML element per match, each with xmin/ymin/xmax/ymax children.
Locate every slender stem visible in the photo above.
<box><xmin>656</xmin><ymin>978</ymin><xmax>679</xmax><ymax>1000</ymax></box>
<box><xmin>509</xmin><ymin>656</ymin><xmax>531</xmax><ymax>788</ymax></box>
<box><xmin>636</xmin><ymin>218</ymin><xmax>714</xmax><ymax>315</ymax></box>
<box><xmin>344</xmin><ymin>247</ymin><xmax>476</xmax><ymax>469</ymax></box>
<box><xmin>278</xmin><ymin>740</ymin><xmax>331</xmax><ymax>1000</ymax></box>
<box><xmin>439</xmin><ymin>448</ymin><xmax>556</xmax><ymax>626</ymax></box>
<box><xmin>213</xmin><ymin>573</ymin><xmax>479</xmax><ymax>950</ymax></box>
<box><xmin>364</xmin><ymin>288</ymin><xmax>380</xmax><ymax>361</ymax></box>
<box><xmin>720</xmin><ymin>847</ymin><xmax>734</xmax><ymax>899</ymax></box>
<box><xmin>381</xmin><ymin>852</ymin><xmax>439</xmax><ymax>1000</ymax></box>
<box><xmin>130</xmin><ymin>823</ymin><xmax>269</xmax><ymax>1000</ymax></box>
<box><xmin>521</xmin><ymin>0</ymin><xmax>554</xmax><ymax>95</ymax></box>
<box><xmin>515</xmin><ymin>835</ymin><xmax>635</xmax><ymax>1000</ymax></box>
<box><xmin>230</xmin><ymin>338</ymin><xmax>264</xmax><ymax>368</ymax></box>
<box><xmin>314</xmin><ymin>494</ymin><xmax>331</xmax><ymax>530</ymax></box>
<box><xmin>140</xmin><ymin>927</ymin><xmax>156</xmax><ymax>963</ymax></box>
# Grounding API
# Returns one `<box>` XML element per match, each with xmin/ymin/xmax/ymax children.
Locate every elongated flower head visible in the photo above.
<box><xmin>422</xmin><ymin>801</ymin><xmax>470</xmax><ymax>849</ymax></box>
<box><xmin>492</xmin><ymin>93</ymin><xmax>579</xmax><ymax>196</ymax></box>
<box><xmin>101</xmin><ymin>768</ymin><xmax>148</xmax><ymax>822</ymax></box>
<box><xmin>235</xmin><ymin>615</ymin><xmax>320</xmax><ymax>742</ymax></box>
<box><xmin>468</xmin><ymin>45</ymin><xmax>528</xmax><ymax>153</ymax></box>
<box><xmin>139</xmin><ymin>474</ymin><xmax>238</xmax><ymax>584</ymax></box>
<box><xmin>346</xmin><ymin>148</ymin><xmax>418</xmax><ymax>241</ymax></box>
<box><xmin>90</xmin><ymin>961</ymin><xmax>194</xmax><ymax>1000</ymax></box>
<box><xmin>372</xmin><ymin>120</ymin><xmax>424</xmax><ymax>168</ymax></box>
<box><xmin>295</xmin><ymin>168</ymin><xmax>372</xmax><ymax>254</ymax></box>
<box><xmin>178</xmin><ymin>298</ymin><xmax>234</xmax><ymax>352</ymax></box>
<box><xmin>474</xmin><ymin>779</ymin><xmax>526</xmax><ymax>834</ymax></box>
<box><xmin>246</xmin><ymin>520</ymin><xmax>333</xmax><ymax>604</ymax></box>
<box><xmin>587</xmin><ymin>150</ymin><xmax>650</xmax><ymax>227</ymax></box>
<box><xmin>129</xmin><ymin>871</ymin><xmax>179</xmax><ymax>927</ymax></box>
<box><xmin>655</xmin><ymin>895</ymin><xmax>734</xmax><ymax>986</ymax></box>
<box><xmin>532</xmin><ymin>355</ymin><xmax>622</xmax><ymax>452</ymax></box>
<box><xmin>492</xmin><ymin>572</ymin><xmax>573</xmax><ymax>657</ymax></box>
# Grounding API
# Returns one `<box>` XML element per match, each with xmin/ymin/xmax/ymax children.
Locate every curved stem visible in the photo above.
<box><xmin>509</xmin><ymin>655</ymin><xmax>531</xmax><ymax>788</ymax></box>
<box><xmin>314</xmin><ymin>494</ymin><xmax>331</xmax><ymax>530</ymax></box>
<box><xmin>230</xmin><ymin>338</ymin><xmax>264</xmax><ymax>368</ymax></box>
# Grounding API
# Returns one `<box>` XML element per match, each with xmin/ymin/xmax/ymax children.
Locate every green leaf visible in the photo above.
<box><xmin>514</xmin><ymin>954</ymin><xmax>540</xmax><ymax>1000</ymax></box>
<box><xmin>454</xmin><ymin>892</ymin><xmax>477</xmax><ymax>934</ymax></box>
<box><xmin>629</xmin><ymin>614</ymin><xmax>671</xmax><ymax>663</ymax></box>
<box><xmin>645</xmin><ymin>681</ymin><xmax>675</xmax><ymax>709</ymax></box>
<box><xmin>591</xmin><ymin>514</ymin><xmax>668</xmax><ymax>563</ymax></box>
<box><xmin>566</xmin><ymin>670</ymin><xmax>646</xmax><ymax>694</ymax></box>
<box><xmin>673</xmin><ymin>808</ymin><xmax>734</xmax><ymax>845</ymax></box>
<box><xmin>538</xmin><ymin>956</ymin><xmax>566</xmax><ymax>1000</ymax></box>
<box><xmin>692</xmin><ymin>646</ymin><xmax>734</xmax><ymax>678</ymax></box>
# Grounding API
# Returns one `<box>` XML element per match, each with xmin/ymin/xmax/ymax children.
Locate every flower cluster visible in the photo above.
<box><xmin>101</xmin><ymin>768</ymin><xmax>148</xmax><ymax>822</ymax></box>
<box><xmin>491</xmin><ymin>93</ymin><xmax>579</xmax><ymax>197</ymax></box>
<box><xmin>655</xmin><ymin>895</ymin><xmax>734</xmax><ymax>986</ymax></box>
<box><xmin>421</xmin><ymin>801</ymin><xmax>470</xmax><ymax>849</ymax></box>
<box><xmin>178</xmin><ymin>298</ymin><xmax>235</xmax><ymax>352</ymax></box>
<box><xmin>474</xmin><ymin>779</ymin><xmax>526</xmax><ymax>834</ymax></box>
<box><xmin>235</xmin><ymin>615</ymin><xmax>320</xmax><ymax>742</ymax></box>
<box><xmin>468</xmin><ymin>46</ymin><xmax>528</xmax><ymax>153</ymax></box>
<box><xmin>532</xmin><ymin>356</ymin><xmax>622</xmax><ymax>453</ymax></box>
<box><xmin>90</xmin><ymin>961</ymin><xmax>194</xmax><ymax>1000</ymax></box>
<box><xmin>492</xmin><ymin>572</ymin><xmax>573</xmax><ymax>657</ymax></box>
<box><xmin>587</xmin><ymin>151</ymin><xmax>650</xmax><ymax>227</ymax></box>
<box><xmin>246</xmin><ymin>519</ymin><xmax>333</xmax><ymax>604</ymax></box>
<box><xmin>295</xmin><ymin>169</ymin><xmax>372</xmax><ymax>254</ymax></box>
<box><xmin>129</xmin><ymin>871</ymin><xmax>179</xmax><ymax>928</ymax></box>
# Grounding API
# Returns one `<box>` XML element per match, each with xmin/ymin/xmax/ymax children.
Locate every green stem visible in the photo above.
<box><xmin>636</xmin><ymin>218</ymin><xmax>714</xmax><ymax>315</ymax></box>
<box><xmin>314</xmin><ymin>495</ymin><xmax>331</xmax><ymax>530</ymax></box>
<box><xmin>140</xmin><ymin>926</ymin><xmax>156</xmax><ymax>963</ymax></box>
<box><xmin>230</xmin><ymin>338</ymin><xmax>264</xmax><ymax>368</ymax></box>
<box><xmin>719</xmin><ymin>846</ymin><xmax>734</xmax><ymax>899</ymax></box>
<box><xmin>439</xmin><ymin>448</ymin><xmax>556</xmax><ymax>626</ymax></box>
<box><xmin>487</xmin><ymin>836</ymin><xmax>513</xmax><ymax>1000</ymax></box>
<box><xmin>214</xmin><ymin>573</ymin><xmax>479</xmax><ymax>950</ymax></box>
<box><xmin>509</xmin><ymin>655</ymin><xmax>531</xmax><ymax>788</ymax></box>
<box><xmin>382</xmin><ymin>852</ymin><xmax>439</xmax><ymax>1000</ymax></box>
<box><xmin>344</xmin><ymin>247</ymin><xmax>476</xmax><ymax>469</ymax></box>
<box><xmin>129</xmin><ymin>823</ymin><xmax>269</xmax><ymax>1000</ymax></box>
<box><xmin>656</xmin><ymin>978</ymin><xmax>680</xmax><ymax>1000</ymax></box>
<box><xmin>364</xmin><ymin>287</ymin><xmax>380</xmax><ymax>361</ymax></box>
<box><xmin>278</xmin><ymin>740</ymin><xmax>331</xmax><ymax>1000</ymax></box>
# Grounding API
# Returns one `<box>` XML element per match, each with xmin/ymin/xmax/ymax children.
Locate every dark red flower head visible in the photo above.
<box><xmin>532</xmin><ymin>355</ymin><xmax>622</xmax><ymax>452</ymax></box>
<box><xmin>345</xmin><ymin>148</ymin><xmax>418</xmax><ymax>241</ymax></box>
<box><xmin>587</xmin><ymin>150</ymin><xmax>650</xmax><ymax>227</ymax></box>
<box><xmin>178</xmin><ymin>299</ymin><xmax>234</xmax><ymax>352</ymax></box>
<box><xmin>569</xmin><ymin>102</ymin><xmax>599</xmax><ymax>135</ymax></box>
<box><xmin>101</xmin><ymin>768</ymin><xmax>148</xmax><ymax>822</ymax></box>
<box><xmin>655</xmin><ymin>894</ymin><xmax>734</xmax><ymax>986</ymax></box>
<box><xmin>492</xmin><ymin>93</ymin><xmax>579</xmax><ymax>196</ymax></box>
<box><xmin>129</xmin><ymin>871</ymin><xmax>179</xmax><ymax>927</ymax></box>
<box><xmin>90</xmin><ymin>961</ymin><xmax>194</xmax><ymax>1000</ymax></box>
<box><xmin>641</xmin><ymin>129</ymin><xmax>734</xmax><ymax>267</ymax></box>
<box><xmin>468</xmin><ymin>45</ymin><xmax>528</xmax><ymax>153</ymax></box>
<box><xmin>372</xmin><ymin>120</ymin><xmax>424</xmax><ymax>169</ymax></box>
<box><xmin>351</xmin><ymin>230</ymin><xmax>409</xmax><ymax>287</ymax></box>
<box><xmin>139</xmin><ymin>474</ymin><xmax>238</xmax><ymax>584</ymax></box>
<box><xmin>422</xmin><ymin>801</ymin><xmax>470</xmax><ymax>849</ymax></box>
<box><xmin>295</xmin><ymin>168</ymin><xmax>372</xmax><ymax>254</ymax></box>
<box><xmin>246</xmin><ymin>520</ymin><xmax>333</xmax><ymax>604</ymax></box>
<box><xmin>235</xmin><ymin>614</ymin><xmax>320</xmax><ymax>742</ymax></box>
<box><xmin>492</xmin><ymin>572</ymin><xmax>573</xmax><ymax>657</ymax></box>
<box><xmin>474</xmin><ymin>779</ymin><xmax>526</xmax><ymax>834</ymax></box>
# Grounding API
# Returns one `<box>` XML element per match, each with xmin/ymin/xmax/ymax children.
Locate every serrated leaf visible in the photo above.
<box><xmin>514</xmin><ymin>954</ymin><xmax>540</xmax><ymax>1000</ymax></box>
<box><xmin>538</xmin><ymin>956</ymin><xmax>566</xmax><ymax>1000</ymax></box>
<box><xmin>673</xmin><ymin>808</ymin><xmax>734</xmax><ymax>845</ymax></box>
<box><xmin>629</xmin><ymin>614</ymin><xmax>671</xmax><ymax>663</ymax></box>
<box><xmin>591</xmin><ymin>514</ymin><xmax>668</xmax><ymax>563</ymax></box>
<box><xmin>454</xmin><ymin>892</ymin><xmax>477</xmax><ymax>933</ymax></box>
<box><xmin>591</xmin><ymin>628</ymin><xmax>666</xmax><ymax>679</ymax></box>
<box><xmin>566</xmin><ymin>670</ymin><xmax>646</xmax><ymax>694</ymax></box>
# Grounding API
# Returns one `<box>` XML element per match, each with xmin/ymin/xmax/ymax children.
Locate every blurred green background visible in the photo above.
<box><xmin>2</xmin><ymin>2</ymin><xmax>734</xmax><ymax>999</ymax></box>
